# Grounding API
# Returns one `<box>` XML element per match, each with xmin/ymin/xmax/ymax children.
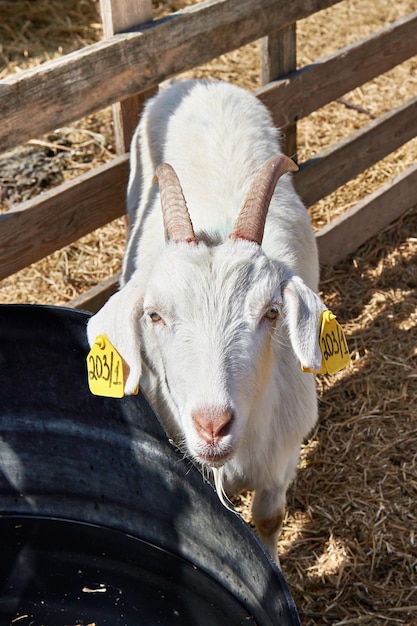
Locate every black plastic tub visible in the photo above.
<box><xmin>0</xmin><ymin>304</ymin><xmax>301</xmax><ymax>625</ymax></box>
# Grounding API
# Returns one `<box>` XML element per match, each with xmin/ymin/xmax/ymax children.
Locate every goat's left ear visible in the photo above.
<box><xmin>282</xmin><ymin>276</ymin><xmax>327</xmax><ymax>372</ymax></box>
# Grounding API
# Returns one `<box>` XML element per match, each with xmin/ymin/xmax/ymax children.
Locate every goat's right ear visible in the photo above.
<box><xmin>86</xmin><ymin>280</ymin><xmax>143</xmax><ymax>395</ymax></box>
<box><xmin>282</xmin><ymin>275</ymin><xmax>327</xmax><ymax>373</ymax></box>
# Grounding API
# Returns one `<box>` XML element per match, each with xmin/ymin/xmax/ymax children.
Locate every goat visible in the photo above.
<box><xmin>87</xmin><ymin>79</ymin><xmax>326</xmax><ymax>562</ymax></box>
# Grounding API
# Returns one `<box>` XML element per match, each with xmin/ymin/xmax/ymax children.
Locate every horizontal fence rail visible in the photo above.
<box><xmin>0</xmin><ymin>0</ymin><xmax>343</xmax><ymax>153</ymax></box>
<box><xmin>295</xmin><ymin>95</ymin><xmax>417</xmax><ymax>207</ymax></box>
<box><xmin>0</xmin><ymin>156</ymin><xmax>129</xmax><ymax>281</ymax></box>
<box><xmin>257</xmin><ymin>11</ymin><xmax>417</xmax><ymax>128</ymax></box>
<box><xmin>316</xmin><ymin>162</ymin><xmax>417</xmax><ymax>265</ymax></box>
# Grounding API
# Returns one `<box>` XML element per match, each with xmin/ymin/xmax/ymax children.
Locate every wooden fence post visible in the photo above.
<box><xmin>260</xmin><ymin>23</ymin><xmax>297</xmax><ymax>161</ymax></box>
<box><xmin>99</xmin><ymin>0</ymin><xmax>154</xmax><ymax>154</ymax></box>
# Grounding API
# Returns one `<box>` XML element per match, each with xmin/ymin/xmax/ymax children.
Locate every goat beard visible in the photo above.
<box><xmin>212</xmin><ymin>466</ymin><xmax>235</xmax><ymax>512</ymax></box>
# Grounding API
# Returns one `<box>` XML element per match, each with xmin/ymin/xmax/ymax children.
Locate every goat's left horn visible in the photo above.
<box><xmin>230</xmin><ymin>155</ymin><xmax>298</xmax><ymax>245</ymax></box>
<box><xmin>154</xmin><ymin>163</ymin><xmax>198</xmax><ymax>244</ymax></box>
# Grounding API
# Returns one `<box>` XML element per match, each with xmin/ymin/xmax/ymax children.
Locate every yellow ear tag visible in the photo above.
<box><xmin>87</xmin><ymin>334</ymin><xmax>126</xmax><ymax>398</ymax></box>
<box><xmin>302</xmin><ymin>310</ymin><xmax>351</xmax><ymax>375</ymax></box>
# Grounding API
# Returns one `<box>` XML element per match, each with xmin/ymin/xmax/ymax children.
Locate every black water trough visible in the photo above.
<box><xmin>0</xmin><ymin>304</ymin><xmax>301</xmax><ymax>625</ymax></box>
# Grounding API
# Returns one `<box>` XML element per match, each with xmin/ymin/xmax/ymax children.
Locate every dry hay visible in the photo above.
<box><xmin>281</xmin><ymin>209</ymin><xmax>417</xmax><ymax>624</ymax></box>
<box><xmin>1</xmin><ymin>1</ymin><xmax>417</xmax><ymax>624</ymax></box>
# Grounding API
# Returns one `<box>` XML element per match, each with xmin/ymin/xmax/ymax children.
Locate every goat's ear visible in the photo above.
<box><xmin>86</xmin><ymin>280</ymin><xmax>143</xmax><ymax>395</ymax></box>
<box><xmin>282</xmin><ymin>276</ymin><xmax>326</xmax><ymax>372</ymax></box>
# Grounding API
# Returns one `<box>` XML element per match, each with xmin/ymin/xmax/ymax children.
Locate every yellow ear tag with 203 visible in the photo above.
<box><xmin>302</xmin><ymin>310</ymin><xmax>351</xmax><ymax>375</ymax></box>
<box><xmin>87</xmin><ymin>334</ymin><xmax>125</xmax><ymax>398</ymax></box>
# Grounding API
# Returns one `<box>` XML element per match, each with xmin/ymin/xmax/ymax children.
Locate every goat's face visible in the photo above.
<box><xmin>87</xmin><ymin>157</ymin><xmax>325</xmax><ymax>469</ymax></box>
<box><xmin>142</xmin><ymin>239</ymin><xmax>286</xmax><ymax>467</ymax></box>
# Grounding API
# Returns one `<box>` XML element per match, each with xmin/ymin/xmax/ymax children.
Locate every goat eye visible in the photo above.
<box><xmin>149</xmin><ymin>311</ymin><xmax>162</xmax><ymax>323</ymax></box>
<box><xmin>264</xmin><ymin>306</ymin><xmax>279</xmax><ymax>320</ymax></box>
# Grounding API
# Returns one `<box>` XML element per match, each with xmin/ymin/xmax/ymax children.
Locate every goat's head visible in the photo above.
<box><xmin>87</xmin><ymin>156</ymin><xmax>325</xmax><ymax>468</ymax></box>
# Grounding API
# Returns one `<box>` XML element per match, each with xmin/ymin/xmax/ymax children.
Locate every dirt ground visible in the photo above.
<box><xmin>1</xmin><ymin>1</ymin><xmax>416</xmax><ymax>624</ymax></box>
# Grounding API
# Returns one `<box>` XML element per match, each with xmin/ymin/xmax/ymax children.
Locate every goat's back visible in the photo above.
<box><xmin>124</xmin><ymin>80</ymin><xmax>318</xmax><ymax>290</ymax></box>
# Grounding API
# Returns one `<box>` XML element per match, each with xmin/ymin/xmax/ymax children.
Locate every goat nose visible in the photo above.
<box><xmin>192</xmin><ymin>408</ymin><xmax>234</xmax><ymax>445</ymax></box>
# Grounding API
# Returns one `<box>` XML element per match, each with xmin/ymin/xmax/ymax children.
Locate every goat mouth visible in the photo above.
<box><xmin>196</xmin><ymin>448</ymin><xmax>233</xmax><ymax>468</ymax></box>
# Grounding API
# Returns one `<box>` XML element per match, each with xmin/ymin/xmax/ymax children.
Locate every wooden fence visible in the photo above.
<box><xmin>1</xmin><ymin>0</ymin><xmax>416</xmax><ymax>312</ymax></box>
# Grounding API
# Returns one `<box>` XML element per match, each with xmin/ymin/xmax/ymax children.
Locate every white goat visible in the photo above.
<box><xmin>87</xmin><ymin>79</ymin><xmax>326</xmax><ymax>562</ymax></box>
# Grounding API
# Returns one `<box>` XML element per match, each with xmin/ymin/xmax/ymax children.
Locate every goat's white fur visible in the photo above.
<box><xmin>87</xmin><ymin>80</ymin><xmax>326</xmax><ymax>562</ymax></box>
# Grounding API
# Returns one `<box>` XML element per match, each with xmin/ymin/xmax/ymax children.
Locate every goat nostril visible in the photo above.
<box><xmin>192</xmin><ymin>408</ymin><xmax>234</xmax><ymax>444</ymax></box>
<box><xmin>217</xmin><ymin>418</ymin><xmax>232</xmax><ymax>438</ymax></box>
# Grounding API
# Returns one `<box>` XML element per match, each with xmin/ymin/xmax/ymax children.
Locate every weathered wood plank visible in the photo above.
<box><xmin>0</xmin><ymin>155</ymin><xmax>129</xmax><ymax>281</ymax></box>
<box><xmin>100</xmin><ymin>0</ymin><xmax>154</xmax><ymax>154</ymax></box>
<box><xmin>70</xmin><ymin>273</ymin><xmax>120</xmax><ymax>313</ymax></box>
<box><xmin>260</xmin><ymin>23</ymin><xmax>297</xmax><ymax>159</ymax></box>
<box><xmin>100</xmin><ymin>0</ymin><xmax>152</xmax><ymax>36</ymax></box>
<box><xmin>0</xmin><ymin>0</ymin><xmax>342</xmax><ymax>152</ymax></box>
<box><xmin>258</xmin><ymin>11</ymin><xmax>417</xmax><ymax>129</ymax></box>
<box><xmin>295</xmin><ymin>95</ymin><xmax>417</xmax><ymax>207</ymax></box>
<box><xmin>316</xmin><ymin>163</ymin><xmax>417</xmax><ymax>265</ymax></box>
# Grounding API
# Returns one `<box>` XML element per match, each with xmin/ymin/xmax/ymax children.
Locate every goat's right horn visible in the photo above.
<box><xmin>230</xmin><ymin>155</ymin><xmax>298</xmax><ymax>245</ymax></box>
<box><xmin>153</xmin><ymin>163</ymin><xmax>198</xmax><ymax>244</ymax></box>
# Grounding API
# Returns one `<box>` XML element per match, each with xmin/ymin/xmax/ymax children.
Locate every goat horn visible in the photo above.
<box><xmin>230</xmin><ymin>155</ymin><xmax>298</xmax><ymax>245</ymax></box>
<box><xmin>153</xmin><ymin>163</ymin><xmax>198</xmax><ymax>244</ymax></box>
